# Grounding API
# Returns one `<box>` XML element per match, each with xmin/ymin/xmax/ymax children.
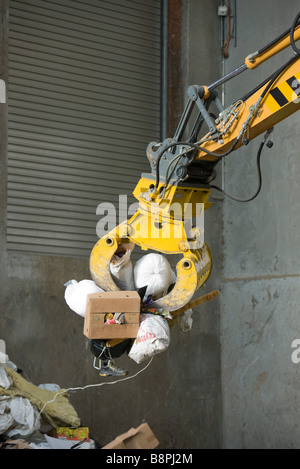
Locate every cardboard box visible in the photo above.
<box><xmin>84</xmin><ymin>291</ymin><xmax>140</xmax><ymax>340</ymax></box>
<box><xmin>102</xmin><ymin>423</ymin><xmax>159</xmax><ymax>450</ymax></box>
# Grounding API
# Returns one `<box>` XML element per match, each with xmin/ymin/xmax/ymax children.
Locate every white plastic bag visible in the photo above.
<box><xmin>133</xmin><ymin>253</ymin><xmax>173</xmax><ymax>300</ymax></box>
<box><xmin>161</xmin><ymin>268</ymin><xmax>177</xmax><ymax>297</ymax></box>
<box><xmin>38</xmin><ymin>383</ymin><xmax>61</xmax><ymax>392</ymax></box>
<box><xmin>110</xmin><ymin>245</ymin><xmax>135</xmax><ymax>291</ymax></box>
<box><xmin>0</xmin><ymin>396</ymin><xmax>41</xmax><ymax>437</ymax></box>
<box><xmin>128</xmin><ymin>313</ymin><xmax>170</xmax><ymax>364</ymax></box>
<box><xmin>0</xmin><ymin>399</ymin><xmax>14</xmax><ymax>434</ymax></box>
<box><xmin>178</xmin><ymin>309</ymin><xmax>193</xmax><ymax>332</ymax></box>
<box><xmin>64</xmin><ymin>279</ymin><xmax>104</xmax><ymax>317</ymax></box>
<box><xmin>0</xmin><ymin>364</ymin><xmax>12</xmax><ymax>389</ymax></box>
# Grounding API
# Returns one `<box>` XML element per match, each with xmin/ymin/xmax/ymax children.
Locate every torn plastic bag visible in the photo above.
<box><xmin>178</xmin><ymin>308</ymin><xmax>193</xmax><ymax>332</ymax></box>
<box><xmin>64</xmin><ymin>279</ymin><xmax>104</xmax><ymax>317</ymax></box>
<box><xmin>110</xmin><ymin>242</ymin><xmax>135</xmax><ymax>290</ymax></box>
<box><xmin>133</xmin><ymin>253</ymin><xmax>173</xmax><ymax>300</ymax></box>
<box><xmin>128</xmin><ymin>313</ymin><xmax>170</xmax><ymax>364</ymax></box>
<box><xmin>38</xmin><ymin>383</ymin><xmax>61</xmax><ymax>392</ymax></box>
<box><xmin>0</xmin><ymin>395</ymin><xmax>41</xmax><ymax>437</ymax></box>
<box><xmin>0</xmin><ymin>399</ymin><xmax>14</xmax><ymax>434</ymax></box>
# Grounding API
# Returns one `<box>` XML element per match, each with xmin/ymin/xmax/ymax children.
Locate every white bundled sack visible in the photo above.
<box><xmin>110</xmin><ymin>244</ymin><xmax>135</xmax><ymax>291</ymax></box>
<box><xmin>161</xmin><ymin>268</ymin><xmax>176</xmax><ymax>297</ymax></box>
<box><xmin>64</xmin><ymin>279</ymin><xmax>104</xmax><ymax>317</ymax></box>
<box><xmin>128</xmin><ymin>313</ymin><xmax>170</xmax><ymax>364</ymax></box>
<box><xmin>133</xmin><ymin>253</ymin><xmax>173</xmax><ymax>300</ymax></box>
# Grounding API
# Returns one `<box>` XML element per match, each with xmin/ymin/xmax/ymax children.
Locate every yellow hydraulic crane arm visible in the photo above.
<box><xmin>90</xmin><ymin>15</ymin><xmax>300</xmax><ymax>312</ymax></box>
<box><xmin>195</xmin><ymin>43</ymin><xmax>300</xmax><ymax>160</ymax></box>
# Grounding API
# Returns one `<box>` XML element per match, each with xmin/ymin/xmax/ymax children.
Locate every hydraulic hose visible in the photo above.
<box><xmin>210</xmin><ymin>128</ymin><xmax>273</xmax><ymax>203</ymax></box>
<box><xmin>290</xmin><ymin>11</ymin><xmax>300</xmax><ymax>55</ymax></box>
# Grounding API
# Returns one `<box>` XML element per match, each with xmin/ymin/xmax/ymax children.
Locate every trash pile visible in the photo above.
<box><xmin>65</xmin><ymin>251</ymin><xmax>194</xmax><ymax>377</ymax></box>
<box><xmin>0</xmin><ymin>356</ymin><xmax>96</xmax><ymax>449</ymax></box>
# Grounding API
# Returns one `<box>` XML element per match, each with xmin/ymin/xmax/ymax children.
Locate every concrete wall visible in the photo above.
<box><xmin>183</xmin><ymin>0</ymin><xmax>300</xmax><ymax>449</ymax></box>
<box><xmin>0</xmin><ymin>0</ymin><xmax>222</xmax><ymax>449</ymax></box>
<box><xmin>221</xmin><ymin>0</ymin><xmax>300</xmax><ymax>448</ymax></box>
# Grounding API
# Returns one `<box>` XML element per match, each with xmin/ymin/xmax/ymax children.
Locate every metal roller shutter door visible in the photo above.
<box><xmin>7</xmin><ymin>0</ymin><xmax>162</xmax><ymax>257</ymax></box>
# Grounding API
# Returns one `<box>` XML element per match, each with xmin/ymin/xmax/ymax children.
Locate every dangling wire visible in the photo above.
<box><xmin>38</xmin><ymin>357</ymin><xmax>153</xmax><ymax>418</ymax></box>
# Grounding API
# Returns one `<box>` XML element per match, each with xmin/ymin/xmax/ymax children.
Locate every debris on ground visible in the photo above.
<box><xmin>0</xmin><ymin>358</ymin><xmax>96</xmax><ymax>449</ymax></box>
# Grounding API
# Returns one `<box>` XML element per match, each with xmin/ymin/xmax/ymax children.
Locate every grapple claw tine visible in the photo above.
<box><xmin>144</xmin><ymin>244</ymin><xmax>212</xmax><ymax>312</ymax></box>
<box><xmin>89</xmin><ymin>222</ymin><xmax>133</xmax><ymax>291</ymax></box>
<box><xmin>90</xmin><ymin>235</ymin><xmax>120</xmax><ymax>291</ymax></box>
